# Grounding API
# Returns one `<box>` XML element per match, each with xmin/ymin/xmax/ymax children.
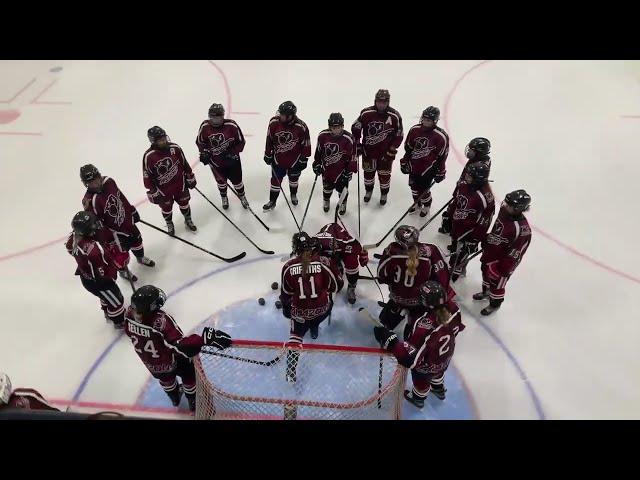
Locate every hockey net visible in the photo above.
<box><xmin>195</xmin><ymin>339</ymin><xmax>407</xmax><ymax>420</ymax></box>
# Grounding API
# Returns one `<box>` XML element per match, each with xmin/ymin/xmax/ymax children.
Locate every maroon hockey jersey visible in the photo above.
<box><xmin>404</xmin><ymin>298</ymin><xmax>465</xmax><ymax>341</ymax></box>
<box><xmin>143</xmin><ymin>142</ymin><xmax>195</xmax><ymax>199</ymax></box>
<box><xmin>315</xmin><ymin>223</ymin><xmax>365</xmax><ymax>277</ymax></box>
<box><xmin>124</xmin><ymin>307</ymin><xmax>204</xmax><ymax>374</ymax></box>
<box><xmin>390</xmin><ymin>310</ymin><xmax>456</xmax><ymax>376</ymax></box>
<box><xmin>82</xmin><ymin>177</ymin><xmax>137</xmax><ymax>234</ymax></box>
<box><xmin>65</xmin><ymin>232</ymin><xmax>119</xmax><ymax>281</ymax></box>
<box><xmin>312</xmin><ymin>130</ymin><xmax>357</xmax><ymax>183</ymax></box>
<box><xmin>458</xmin><ymin>156</ymin><xmax>491</xmax><ymax>183</ymax></box>
<box><xmin>265</xmin><ymin>116</ymin><xmax>312</xmax><ymax>169</ymax></box>
<box><xmin>481</xmin><ymin>207</ymin><xmax>532</xmax><ymax>277</ymax></box>
<box><xmin>447</xmin><ymin>181</ymin><xmax>496</xmax><ymax>244</ymax></box>
<box><xmin>377</xmin><ymin>242</ymin><xmax>453</xmax><ymax>306</ymax></box>
<box><xmin>195</xmin><ymin>119</ymin><xmax>246</xmax><ymax>168</ymax></box>
<box><xmin>401</xmin><ymin>124</ymin><xmax>449</xmax><ymax>177</ymax></box>
<box><xmin>280</xmin><ymin>254</ymin><xmax>343</xmax><ymax>321</ymax></box>
<box><xmin>1</xmin><ymin>388</ymin><xmax>59</xmax><ymax>411</ymax></box>
<box><xmin>351</xmin><ymin>106</ymin><xmax>404</xmax><ymax>159</ymax></box>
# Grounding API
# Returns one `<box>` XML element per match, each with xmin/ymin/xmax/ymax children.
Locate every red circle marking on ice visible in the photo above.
<box><xmin>0</xmin><ymin>109</ymin><xmax>21</xmax><ymax>124</ymax></box>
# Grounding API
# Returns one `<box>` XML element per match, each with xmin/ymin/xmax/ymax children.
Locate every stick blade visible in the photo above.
<box><xmin>224</xmin><ymin>251</ymin><xmax>248</xmax><ymax>263</ymax></box>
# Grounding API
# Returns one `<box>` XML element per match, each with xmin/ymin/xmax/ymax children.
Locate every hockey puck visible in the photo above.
<box><xmin>50</xmin><ymin>66</ymin><xmax>63</xmax><ymax>72</ymax></box>
<box><xmin>258</xmin><ymin>297</ymin><xmax>266</xmax><ymax>306</ymax></box>
<box><xmin>271</xmin><ymin>282</ymin><xmax>279</xmax><ymax>290</ymax></box>
<box><xmin>275</xmin><ymin>300</ymin><xmax>282</xmax><ymax>309</ymax></box>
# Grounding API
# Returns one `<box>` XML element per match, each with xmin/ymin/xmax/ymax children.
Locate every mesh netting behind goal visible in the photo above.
<box><xmin>195</xmin><ymin>340</ymin><xmax>407</xmax><ymax>420</ymax></box>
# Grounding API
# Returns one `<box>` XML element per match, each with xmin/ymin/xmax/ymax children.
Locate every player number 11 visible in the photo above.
<box><xmin>297</xmin><ymin>276</ymin><xmax>318</xmax><ymax>299</ymax></box>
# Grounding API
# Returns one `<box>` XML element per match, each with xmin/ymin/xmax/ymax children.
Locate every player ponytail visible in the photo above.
<box><xmin>301</xmin><ymin>248</ymin><xmax>312</xmax><ymax>281</ymax></box>
<box><xmin>435</xmin><ymin>306</ymin><xmax>451</xmax><ymax>326</ymax></box>
<box><xmin>406</xmin><ymin>246</ymin><xmax>419</xmax><ymax>277</ymax></box>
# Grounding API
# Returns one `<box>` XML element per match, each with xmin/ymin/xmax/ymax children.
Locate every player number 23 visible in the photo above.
<box><xmin>131</xmin><ymin>337</ymin><xmax>160</xmax><ymax>358</ymax></box>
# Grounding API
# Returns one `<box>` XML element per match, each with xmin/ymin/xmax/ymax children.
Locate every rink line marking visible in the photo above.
<box><xmin>442</xmin><ymin>60</ymin><xmax>640</xmax><ymax>286</ymax></box>
<box><xmin>620</xmin><ymin>115</ymin><xmax>640</xmax><ymax>119</ymax></box>
<box><xmin>0</xmin><ymin>77</ymin><xmax>37</xmax><ymax>104</ymax></box>
<box><xmin>0</xmin><ymin>131</ymin><xmax>43</xmax><ymax>136</ymax></box>
<box><xmin>458</xmin><ymin>302</ymin><xmax>546</xmax><ymax>420</ymax></box>
<box><xmin>208</xmin><ymin>61</ymin><xmax>233</xmax><ymax>114</ymax></box>
<box><xmin>49</xmin><ymin>398</ymin><xmax>194</xmax><ymax>418</ymax></box>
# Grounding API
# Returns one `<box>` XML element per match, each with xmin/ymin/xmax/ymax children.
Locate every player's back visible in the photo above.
<box><xmin>124</xmin><ymin>307</ymin><xmax>182</xmax><ymax>373</ymax></box>
<box><xmin>316</xmin><ymin>223</ymin><xmax>360</xmax><ymax>257</ymax></box>
<box><xmin>409</xmin><ymin>313</ymin><xmax>456</xmax><ymax>375</ymax></box>
<box><xmin>377</xmin><ymin>242</ymin><xmax>434</xmax><ymax>305</ymax></box>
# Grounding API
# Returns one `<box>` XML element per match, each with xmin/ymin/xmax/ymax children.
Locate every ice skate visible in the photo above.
<box><xmin>221</xmin><ymin>195</ymin><xmax>229</xmax><ymax>210</ymax></box>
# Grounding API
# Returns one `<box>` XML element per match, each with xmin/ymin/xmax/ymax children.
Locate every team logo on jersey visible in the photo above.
<box><xmin>104</xmin><ymin>192</ymin><xmax>126</xmax><ymax>227</ymax></box>
<box><xmin>412</xmin><ymin>137</ymin><xmax>438</xmax><ymax>159</ymax></box>
<box><xmin>364</xmin><ymin>121</ymin><xmax>393</xmax><ymax>145</ymax></box>
<box><xmin>155</xmin><ymin>157</ymin><xmax>179</xmax><ymax>185</ymax></box>
<box><xmin>323</xmin><ymin>142</ymin><xmax>342</xmax><ymax>165</ymax></box>
<box><xmin>486</xmin><ymin>219</ymin><xmax>507</xmax><ymax>245</ymax></box>
<box><xmin>452</xmin><ymin>194</ymin><xmax>476</xmax><ymax>221</ymax></box>
<box><xmin>275</xmin><ymin>131</ymin><xmax>296</xmax><ymax>153</ymax></box>
<box><xmin>208</xmin><ymin>132</ymin><xmax>234</xmax><ymax>156</ymax></box>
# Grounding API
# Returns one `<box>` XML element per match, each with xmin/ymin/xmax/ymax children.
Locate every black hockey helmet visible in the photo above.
<box><xmin>278</xmin><ymin>101</ymin><xmax>297</xmax><ymax>117</ymax></box>
<box><xmin>419</xmin><ymin>281</ymin><xmax>447</xmax><ymax>309</ymax></box>
<box><xmin>504</xmin><ymin>189</ymin><xmax>531</xmax><ymax>213</ymax></box>
<box><xmin>465</xmin><ymin>137</ymin><xmax>491</xmax><ymax>158</ymax></box>
<box><xmin>71</xmin><ymin>211</ymin><xmax>99</xmax><ymax>237</ymax></box>
<box><xmin>328</xmin><ymin>112</ymin><xmax>344</xmax><ymax>127</ymax></box>
<box><xmin>421</xmin><ymin>106</ymin><xmax>440</xmax><ymax>123</ymax></box>
<box><xmin>375</xmin><ymin>89</ymin><xmax>390</xmax><ymax>101</ymax></box>
<box><xmin>131</xmin><ymin>285</ymin><xmax>166</xmax><ymax>315</ymax></box>
<box><xmin>466</xmin><ymin>162</ymin><xmax>490</xmax><ymax>185</ymax></box>
<box><xmin>208</xmin><ymin>103</ymin><xmax>225</xmax><ymax>118</ymax></box>
<box><xmin>394</xmin><ymin>225</ymin><xmax>420</xmax><ymax>249</ymax></box>
<box><xmin>147</xmin><ymin>126</ymin><xmax>167</xmax><ymax>143</ymax></box>
<box><xmin>292</xmin><ymin>231</ymin><xmax>312</xmax><ymax>255</ymax></box>
<box><xmin>80</xmin><ymin>164</ymin><xmax>101</xmax><ymax>186</ymax></box>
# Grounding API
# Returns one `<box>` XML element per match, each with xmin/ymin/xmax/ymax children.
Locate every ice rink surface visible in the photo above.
<box><xmin>1</xmin><ymin>60</ymin><xmax>639</xmax><ymax>419</ymax></box>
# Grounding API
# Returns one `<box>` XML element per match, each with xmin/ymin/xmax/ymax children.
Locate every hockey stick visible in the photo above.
<box><xmin>201</xmin><ymin>346</ymin><xmax>284</xmax><ymax>367</ymax></box>
<box><xmin>207</xmin><ymin>162</ymin><xmax>273</xmax><ymax>232</ymax></box>
<box><xmin>357</xmin><ymin>307</ymin><xmax>385</xmax><ymax>408</ymax></box>
<box><xmin>270</xmin><ymin>165</ymin><xmax>301</xmax><ymax>232</ymax></box>
<box><xmin>418</xmin><ymin>197</ymin><xmax>454</xmax><ymax>232</ymax></box>
<box><xmin>299</xmin><ymin>173</ymin><xmax>319</xmax><ymax>232</ymax></box>
<box><xmin>123</xmin><ymin>267</ymin><xmax>137</xmax><ymax>292</ymax></box>
<box><xmin>138</xmin><ymin>219</ymin><xmax>247</xmax><ymax>263</ymax></box>
<box><xmin>362</xmin><ymin>181</ymin><xmax>435</xmax><ymax>250</ymax></box>
<box><xmin>195</xmin><ymin>187</ymin><xmax>275</xmax><ymax>255</ymax></box>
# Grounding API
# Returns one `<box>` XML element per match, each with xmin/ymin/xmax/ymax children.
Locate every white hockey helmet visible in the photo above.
<box><xmin>0</xmin><ymin>372</ymin><xmax>12</xmax><ymax>405</ymax></box>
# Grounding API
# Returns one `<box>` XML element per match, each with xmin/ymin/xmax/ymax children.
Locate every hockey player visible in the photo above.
<box><xmin>0</xmin><ymin>372</ymin><xmax>59</xmax><ymax>412</ymax></box>
<box><xmin>374</xmin><ymin>281</ymin><xmax>460</xmax><ymax>407</ymax></box>
<box><xmin>312</xmin><ymin>113</ymin><xmax>357</xmax><ymax>214</ymax></box>
<box><xmin>351</xmin><ymin>89</ymin><xmax>404</xmax><ymax>205</ymax></box>
<box><xmin>80</xmin><ymin>164</ymin><xmax>155</xmax><ymax>283</ymax></box>
<box><xmin>474</xmin><ymin>189</ymin><xmax>532</xmax><ymax>316</ymax></box>
<box><xmin>65</xmin><ymin>211</ymin><xmax>126</xmax><ymax>328</ymax></box>
<box><xmin>196</xmin><ymin>103</ymin><xmax>249</xmax><ymax>210</ymax></box>
<box><xmin>440</xmin><ymin>137</ymin><xmax>491</xmax><ymax>234</ymax></box>
<box><xmin>314</xmin><ymin>222</ymin><xmax>369</xmax><ymax>304</ymax></box>
<box><xmin>400</xmin><ymin>106</ymin><xmax>449</xmax><ymax>218</ymax></box>
<box><xmin>124</xmin><ymin>285</ymin><xmax>232</xmax><ymax>412</ymax></box>
<box><xmin>377</xmin><ymin>225</ymin><xmax>453</xmax><ymax>330</ymax></box>
<box><xmin>143</xmin><ymin>126</ymin><xmax>197</xmax><ymax>235</ymax></box>
<box><xmin>263</xmin><ymin>101</ymin><xmax>311</xmax><ymax>211</ymax></box>
<box><xmin>280</xmin><ymin>232</ymin><xmax>343</xmax><ymax>381</ymax></box>
<box><xmin>446</xmin><ymin>162</ymin><xmax>495</xmax><ymax>282</ymax></box>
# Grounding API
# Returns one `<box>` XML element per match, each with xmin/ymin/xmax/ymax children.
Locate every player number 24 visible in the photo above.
<box><xmin>130</xmin><ymin>337</ymin><xmax>160</xmax><ymax>358</ymax></box>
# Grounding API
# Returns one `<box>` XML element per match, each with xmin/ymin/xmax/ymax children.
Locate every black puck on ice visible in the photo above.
<box><xmin>271</xmin><ymin>282</ymin><xmax>279</xmax><ymax>290</ymax></box>
<box><xmin>275</xmin><ymin>300</ymin><xmax>282</xmax><ymax>309</ymax></box>
<box><xmin>258</xmin><ymin>297</ymin><xmax>266</xmax><ymax>306</ymax></box>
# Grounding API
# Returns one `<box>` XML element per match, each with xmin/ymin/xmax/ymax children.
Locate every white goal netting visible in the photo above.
<box><xmin>195</xmin><ymin>340</ymin><xmax>406</xmax><ymax>420</ymax></box>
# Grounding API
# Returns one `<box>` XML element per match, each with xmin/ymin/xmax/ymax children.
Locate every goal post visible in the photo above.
<box><xmin>195</xmin><ymin>339</ymin><xmax>407</xmax><ymax>420</ymax></box>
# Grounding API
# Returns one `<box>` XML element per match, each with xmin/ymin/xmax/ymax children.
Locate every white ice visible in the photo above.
<box><xmin>1</xmin><ymin>60</ymin><xmax>639</xmax><ymax>419</ymax></box>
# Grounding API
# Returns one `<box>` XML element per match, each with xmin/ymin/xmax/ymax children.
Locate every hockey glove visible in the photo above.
<box><xmin>186</xmin><ymin>175</ymin><xmax>197</xmax><ymax>189</ymax></box>
<box><xmin>312</xmin><ymin>162</ymin><xmax>324</xmax><ymax>176</ymax></box>
<box><xmin>374</xmin><ymin>326</ymin><xmax>398</xmax><ymax>350</ymax></box>
<box><xmin>202</xmin><ymin>327</ymin><xmax>232</xmax><ymax>350</ymax></box>
<box><xmin>434</xmin><ymin>172</ymin><xmax>446</xmax><ymax>183</ymax></box>
<box><xmin>358</xmin><ymin>249</ymin><xmax>369</xmax><ymax>267</ymax></box>
<box><xmin>356</xmin><ymin>143</ymin><xmax>363</xmax><ymax>157</ymax></box>
<box><xmin>400</xmin><ymin>159</ymin><xmax>411</xmax><ymax>174</ymax></box>
<box><xmin>384</xmin><ymin>147</ymin><xmax>398</xmax><ymax>161</ymax></box>
<box><xmin>264</xmin><ymin>154</ymin><xmax>274</xmax><ymax>166</ymax></box>
<box><xmin>297</xmin><ymin>157</ymin><xmax>308</xmax><ymax>171</ymax></box>
<box><xmin>132</xmin><ymin>210</ymin><xmax>141</xmax><ymax>223</ymax></box>
<box><xmin>199</xmin><ymin>150</ymin><xmax>212</xmax><ymax>165</ymax></box>
<box><xmin>147</xmin><ymin>190</ymin><xmax>165</xmax><ymax>205</ymax></box>
<box><xmin>282</xmin><ymin>303</ymin><xmax>292</xmax><ymax>319</ymax></box>
<box><xmin>224</xmin><ymin>152</ymin><xmax>240</xmax><ymax>164</ymax></box>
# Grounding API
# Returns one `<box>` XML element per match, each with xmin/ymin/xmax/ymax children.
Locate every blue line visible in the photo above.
<box><xmin>71</xmin><ymin>254</ymin><xmax>280</xmax><ymax>402</ymax></box>
<box><xmin>457</xmin><ymin>302</ymin><xmax>546</xmax><ymax>420</ymax></box>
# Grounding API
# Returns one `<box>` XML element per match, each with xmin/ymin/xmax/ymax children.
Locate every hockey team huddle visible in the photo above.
<box><xmin>0</xmin><ymin>89</ymin><xmax>532</xmax><ymax>416</ymax></box>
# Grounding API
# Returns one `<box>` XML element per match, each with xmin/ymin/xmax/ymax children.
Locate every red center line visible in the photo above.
<box><xmin>0</xmin><ymin>77</ymin><xmax>37</xmax><ymax>104</ymax></box>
